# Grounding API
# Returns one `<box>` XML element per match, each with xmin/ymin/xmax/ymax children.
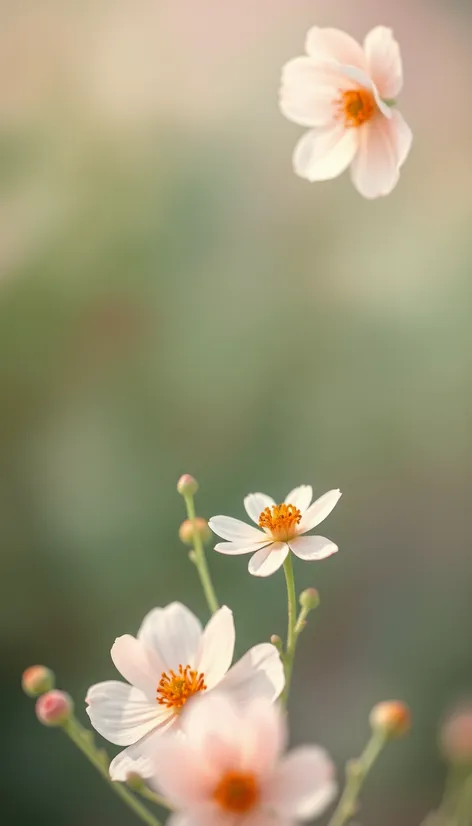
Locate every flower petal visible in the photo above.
<box><xmin>293</xmin><ymin>126</ymin><xmax>358</xmax><ymax>183</ymax></box>
<box><xmin>137</xmin><ymin>603</ymin><xmax>202</xmax><ymax>670</ymax></box>
<box><xmin>284</xmin><ymin>485</ymin><xmax>312</xmax><ymax>514</ymax></box>
<box><xmin>181</xmin><ymin>692</ymin><xmax>243</xmax><ymax>770</ymax></box>
<box><xmin>280</xmin><ymin>58</ymin><xmax>344</xmax><ymax>128</ymax></box>
<box><xmin>248</xmin><ymin>543</ymin><xmax>289</xmax><ymax>577</ymax></box>
<box><xmin>196</xmin><ymin>606</ymin><xmax>235</xmax><ymax>688</ymax></box>
<box><xmin>338</xmin><ymin>65</ymin><xmax>391</xmax><ymax>119</ymax></box>
<box><xmin>208</xmin><ymin>515</ymin><xmax>268</xmax><ymax>543</ymax></box>
<box><xmin>289</xmin><ymin>536</ymin><xmax>338</xmax><ymax>561</ymax></box>
<box><xmin>244</xmin><ymin>492</ymin><xmax>276</xmax><ymax>524</ymax></box>
<box><xmin>85</xmin><ymin>681</ymin><xmax>162</xmax><ymax>746</ymax></box>
<box><xmin>263</xmin><ymin>746</ymin><xmax>337</xmax><ymax>819</ymax></box>
<box><xmin>298</xmin><ymin>489</ymin><xmax>341</xmax><ymax>533</ymax></box>
<box><xmin>350</xmin><ymin>117</ymin><xmax>400</xmax><ymax>199</ymax></box>
<box><xmin>108</xmin><ymin>724</ymin><xmax>176</xmax><ymax>780</ymax></box>
<box><xmin>149</xmin><ymin>735</ymin><xmax>218</xmax><ymax>805</ymax></box>
<box><xmin>239</xmin><ymin>699</ymin><xmax>287</xmax><ymax>777</ymax></box>
<box><xmin>390</xmin><ymin>109</ymin><xmax>413</xmax><ymax>167</ymax></box>
<box><xmin>305</xmin><ymin>27</ymin><xmax>366</xmax><ymax>69</ymax></box>
<box><xmin>214</xmin><ymin>540</ymin><xmax>271</xmax><ymax>555</ymax></box>
<box><xmin>364</xmin><ymin>26</ymin><xmax>403</xmax><ymax>99</ymax></box>
<box><xmin>220</xmin><ymin>643</ymin><xmax>285</xmax><ymax>704</ymax></box>
<box><xmin>111</xmin><ymin>635</ymin><xmax>163</xmax><ymax>695</ymax></box>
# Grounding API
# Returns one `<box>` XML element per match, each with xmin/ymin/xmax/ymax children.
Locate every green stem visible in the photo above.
<box><xmin>184</xmin><ymin>493</ymin><xmax>219</xmax><ymax>614</ymax></box>
<box><xmin>454</xmin><ymin>772</ymin><xmax>472</xmax><ymax>826</ymax></box>
<box><xmin>63</xmin><ymin>717</ymin><xmax>163</xmax><ymax>826</ymax></box>
<box><xmin>327</xmin><ymin>730</ymin><xmax>387</xmax><ymax>826</ymax></box>
<box><xmin>281</xmin><ymin>555</ymin><xmax>297</xmax><ymax>705</ymax></box>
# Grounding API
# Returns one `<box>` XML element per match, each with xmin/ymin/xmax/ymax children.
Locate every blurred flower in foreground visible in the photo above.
<box><xmin>279</xmin><ymin>26</ymin><xmax>412</xmax><ymax>198</ymax></box>
<box><xmin>440</xmin><ymin>704</ymin><xmax>472</xmax><ymax>764</ymax></box>
<box><xmin>86</xmin><ymin>603</ymin><xmax>284</xmax><ymax>780</ymax></box>
<box><xmin>147</xmin><ymin>693</ymin><xmax>337</xmax><ymax>826</ymax></box>
<box><xmin>209</xmin><ymin>485</ymin><xmax>340</xmax><ymax>577</ymax></box>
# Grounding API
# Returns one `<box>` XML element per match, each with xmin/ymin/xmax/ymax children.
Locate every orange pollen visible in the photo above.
<box><xmin>213</xmin><ymin>771</ymin><xmax>259</xmax><ymax>813</ymax></box>
<box><xmin>156</xmin><ymin>664</ymin><xmax>206</xmax><ymax>711</ymax></box>
<box><xmin>258</xmin><ymin>502</ymin><xmax>302</xmax><ymax>541</ymax></box>
<box><xmin>338</xmin><ymin>88</ymin><xmax>375</xmax><ymax>128</ymax></box>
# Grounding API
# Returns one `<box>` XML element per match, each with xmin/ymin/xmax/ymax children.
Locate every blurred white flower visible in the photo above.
<box><xmin>86</xmin><ymin>602</ymin><xmax>284</xmax><ymax>780</ymax></box>
<box><xmin>279</xmin><ymin>26</ymin><xmax>412</xmax><ymax>198</ymax></box>
<box><xmin>209</xmin><ymin>485</ymin><xmax>340</xmax><ymax>577</ymax></box>
<box><xmin>146</xmin><ymin>692</ymin><xmax>337</xmax><ymax>826</ymax></box>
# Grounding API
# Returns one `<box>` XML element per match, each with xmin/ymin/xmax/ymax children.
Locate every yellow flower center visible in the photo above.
<box><xmin>156</xmin><ymin>664</ymin><xmax>206</xmax><ymax>711</ymax></box>
<box><xmin>258</xmin><ymin>503</ymin><xmax>302</xmax><ymax>541</ymax></box>
<box><xmin>213</xmin><ymin>771</ymin><xmax>259</xmax><ymax>813</ymax></box>
<box><xmin>338</xmin><ymin>88</ymin><xmax>375</xmax><ymax>128</ymax></box>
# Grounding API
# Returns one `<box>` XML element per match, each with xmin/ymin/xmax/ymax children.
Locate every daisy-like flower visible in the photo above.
<box><xmin>146</xmin><ymin>692</ymin><xmax>337</xmax><ymax>826</ymax></box>
<box><xmin>86</xmin><ymin>602</ymin><xmax>284</xmax><ymax>780</ymax></box>
<box><xmin>279</xmin><ymin>26</ymin><xmax>412</xmax><ymax>198</ymax></box>
<box><xmin>209</xmin><ymin>485</ymin><xmax>341</xmax><ymax>577</ymax></box>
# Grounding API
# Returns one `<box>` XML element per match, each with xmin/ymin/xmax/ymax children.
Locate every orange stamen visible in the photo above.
<box><xmin>258</xmin><ymin>503</ymin><xmax>301</xmax><ymax>541</ymax></box>
<box><xmin>213</xmin><ymin>771</ymin><xmax>259</xmax><ymax>813</ymax></box>
<box><xmin>156</xmin><ymin>664</ymin><xmax>206</xmax><ymax>711</ymax></box>
<box><xmin>338</xmin><ymin>88</ymin><xmax>375</xmax><ymax>128</ymax></box>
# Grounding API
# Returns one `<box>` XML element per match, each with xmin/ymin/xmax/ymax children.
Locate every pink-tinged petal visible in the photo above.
<box><xmin>248</xmin><ymin>543</ymin><xmax>289</xmax><ymax>577</ymax></box>
<box><xmin>85</xmin><ymin>681</ymin><xmax>162</xmax><ymax>746</ymax></box>
<box><xmin>284</xmin><ymin>485</ymin><xmax>312</xmax><ymax>514</ymax></box>
<box><xmin>239</xmin><ymin>700</ymin><xmax>288</xmax><ymax>778</ymax></box>
<box><xmin>244</xmin><ymin>492</ymin><xmax>275</xmax><ymax>524</ymax></box>
<box><xmin>166</xmin><ymin>814</ymin><xmax>191</xmax><ymax>826</ymax></box>
<box><xmin>289</xmin><ymin>536</ymin><xmax>338</xmax><ymax>561</ymax></box>
<box><xmin>108</xmin><ymin>724</ymin><xmax>177</xmax><ymax>780</ymax></box>
<box><xmin>263</xmin><ymin>746</ymin><xmax>337</xmax><ymax>819</ymax></box>
<box><xmin>298</xmin><ymin>489</ymin><xmax>341</xmax><ymax>533</ymax></box>
<box><xmin>390</xmin><ymin>109</ymin><xmax>413</xmax><ymax>167</ymax></box>
<box><xmin>209</xmin><ymin>515</ymin><xmax>268</xmax><ymax>543</ymax></box>
<box><xmin>181</xmin><ymin>693</ymin><xmax>243</xmax><ymax>771</ymax></box>
<box><xmin>338</xmin><ymin>65</ymin><xmax>391</xmax><ymax>119</ymax></box>
<box><xmin>280</xmin><ymin>58</ymin><xmax>345</xmax><ymax>128</ymax></box>
<box><xmin>293</xmin><ymin>126</ymin><xmax>358</xmax><ymax>183</ymax></box>
<box><xmin>350</xmin><ymin>117</ymin><xmax>400</xmax><ymax>199</ymax></box>
<box><xmin>243</xmin><ymin>811</ymin><xmax>291</xmax><ymax>826</ymax></box>
<box><xmin>149</xmin><ymin>737</ymin><xmax>218</xmax><ymax>806</ymax></box>
<box><xmin>214</xmin><ymin>540</ymin><xmax>271</xmax><ymax>555</ymax></box>
<box><xmin>196</xmin><ymin>606</ymin><xmax>235</xmax><ymax>688</ymax></box>
<box><xmin>305</xmin><ymin>27</ymin><xmax>366</xmax><ymax>70</ymax></box>
<box><xmin>111</xmin><ymin>635</ymin><xmax>162</xmax><ymax>695</ymax></box>
<box><xmin>137</xmin><ymin>603</ymin><xmax>202</xmax><ymax>671</ymax></box>
<box><xmin>364</xmin><ymin>26</ymin><xmax>403</xmax><ymax>99</ymax></box>
<box><xmin>220</xmin><ymin>643</ymin><xmax>285</xmax><ymax>704</ymax></box>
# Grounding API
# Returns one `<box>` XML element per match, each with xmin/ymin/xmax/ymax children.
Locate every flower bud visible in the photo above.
<box><xmin>299</xmin><ymin>588</ymin><xmax>320</xmax><ymax>612</ymax></box>
<box><xmin>270</xmin><ymin>634</ymin><xmax>283</xmax><ymax>651</ymax></box>
<box><xmin>22</xmin><ymin>665</ymin><xmax>55</xmax><ymax>697</ymax></box>
<box><xmin>440</xmin><ymin>705</ymin><xmax>472</xmax><ymax>764</ymax></box>
<box><xmin>177</xmin><ymin>474</ymin><xmax>199</xmax><ymax>497</ymax></box>
<box><xmin>179</xmin><ymin>517</ymin><xmax>211</xmax><ymax>546</ymax></box>
<box><xmin>35</xmin><ymin>690</ymin><xmax>74</xmax><ymax>726</ymax></box>
<box><xmin>369</xmin><ymin>701</ymin><xmax>411</xmax><ymax>739</ymax></box>
<box><xmin>126</xmin><ymin>772</ymin><xmax>145</xmax><ymax>791</ymax></box>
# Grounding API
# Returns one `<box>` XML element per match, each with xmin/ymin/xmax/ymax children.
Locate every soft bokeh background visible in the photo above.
<box><xmin>3</xmin><ymin>0</ymin><xmax>472</xmax><ymax>823</ymax></box>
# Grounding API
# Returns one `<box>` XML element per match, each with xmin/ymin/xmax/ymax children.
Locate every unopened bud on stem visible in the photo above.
<box><xmin>440</xmin><ymin>705</ymin><xmax>472</xmax><ymax>764</ymax></box>
<box><xmin>36</xmin><ymin>690</ymin><xmax>74</xmax><ymax>726</ymax></box>
<box><xmin>22</xmin><ymin>665</ymin><xmax>55</xmax><ymax>697</ymax></box>
<box><xmin>179</xmin><ymin>518</ymin><xmax>211</xmax><ymax>546</ymax></box>
<box><xmin>299</xmin><ymin>588</ymin><xmax>320</xmax><ymax>612</ymax></box>
<box><xmin>270</xmin><ymin>634</ymin><xmax>283</xmax><ymax>651</ymax></box>
<box><xmin>177</xmin><ymin>474</ymin><xmax>199</xmax><ymax>497</ymax></box>
<box><xmin>370</xmin><ymin>700</ymin><xmax>411</xmax><ymax>739</ymax></box>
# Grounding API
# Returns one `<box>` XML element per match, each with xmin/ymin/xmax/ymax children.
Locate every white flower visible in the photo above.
<box><xmin>209</xmin><ymin>485</ymin><xmax>341</xmax><ymax>577</ymax></box>
<box><xmin>146</xmin><ymin>692</ymin><xmax>337</xmax><ymax>826</ymax></box>
<box><xmin>86</xmin><ymin>603</ymin><xmax>284</xmax><ymax>780</ymax></box>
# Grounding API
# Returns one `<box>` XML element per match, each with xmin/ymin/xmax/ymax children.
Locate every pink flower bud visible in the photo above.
<box><xmin>370</xmin><ymin>701</ymin><xmax>411</xmax><ymax>738</ymax></box>
<box><xmin>179</xmin><ymin>517</ymin><xmax>211</xmax><ymax>546</ymax></box>
<box><xmin>22</xmin><ymin>665</ymin><xmax>55</xmax><ymax>697</ymax></box>
<box><xmin>35</xmin><ymin>690</ymin><xmax>74</xmax><ymax>726</ymax></box>
<box><xmin>440</xmin><ymin>705</ymin><xmax>472</xmax><ymax>764</ymax></box>
<box><xmin>177</xmin><ymin>474</ymin><xmax>199</xmax><ymax>497</ymax></box>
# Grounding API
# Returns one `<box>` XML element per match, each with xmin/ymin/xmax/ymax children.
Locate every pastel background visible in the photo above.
<box><xmin>3</xmin><ymin>0</ymin><xmax>472</xmax><ymax>824</ymax></box>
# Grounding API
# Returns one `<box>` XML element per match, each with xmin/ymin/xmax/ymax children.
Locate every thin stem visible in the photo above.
<box><xmin>281</xmin><ymin>554</ymin><xmax>297</xmax><ymax>705</ymax></box>
<box><xmin>455</xmin><ymin>772</ymin><xmax>472</xmax><ymax>826</ymax></box>
<box><xmin>184</xmin><ymin>493</ymin><xmax>219</xmax><ymax>614</ymax></box>
<box><xmin>63</xmin><ymin>716</ymin><xmax>163</xmax><ymax>826</ymax></box>
<box><xmin>327</xmin><ymin>729</ymin><xmax>387</xmax><ymax>826</ymax></box>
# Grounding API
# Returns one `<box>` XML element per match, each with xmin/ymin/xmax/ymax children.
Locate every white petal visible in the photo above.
<box><xmin>390</xmin><ymin>109</ymin><xmax>413</xmax><ymax>167</ymax></box>
<box><xmin>214</xmin><ymin>540</ymin><xmax>271</xmax><ymax>555</ymax></box>
<box><xmin>208</xmin><ymin>515</ymin><xmax>268</xmax><ymax>543</ymax></box>
<box><xmin>263</xmin><ymin>746</ymin><xmax>337</xmax><ymax>819</ymax></box>
<box><xmin>166</xmin><ymin>815</ymin><xmax>191</xmax><ymax>826</ymax></box>
<box><xmin>293</xmin><ymin>126</ymin><xmax>358</xmax><ymax>183</ymax></box>
<box><xmin>284</xmin><ymin>485</ymin><xmax>312</xmax><ymax>514</ymax></box>
<box><xmin>305</xmin><ymin>27</ymin><xmax>366</xmax><ymax>70</ymax></box>
<box><xmin>111</xmin><ymin>635</ymin><xmax>162</xmax><ymax>696</ymax></box>
<box><xmin>280</xmin><ymin>58</ymin><xmax>344</xmax><ymax>128</ymax></box>
<box><xmin>137</xmin><ymin>603</ymin><xmax>202</xmax><ymax>670</ymax></box>
<box><xmin>220</xmin><ymin>643</ymin><xmax>285</xmax><ymax>704</ymax></box>
<box><xmin>196</xmin><ymin>606</ymin><xmax>235</xmax><ymax>688</ymax></box>
<box><xmin>243</xmin><ymin>812</ymin><xmax>291</xmax><ymax>826</ymax></box>
<box><xmin>350</xmin><ymin>117</ymin><xmax>399</xmax><ymax>199</ymax></box>
<box><xmin>298</xmin><ymin>489</ymin><xmax>341</xmax><ymax>533</ymax></box>
<box><xmin>244</xmin><ymin>492</ymin><xmax>276</xmax><ymax>524</ymax></box>
<box><xmin>289</xmin><ymin>536</ymin><xmax>338</xmax><ymax>561</ymax></box>
<box><xmin>248</xmin><ymin>543</ymin><xmax>289</xmax><ymax>577</ymax></box>
<box><xmin>108</xmin><ymin>725</ymin><xmax>176</xmax><ymax>780</ymax></box>
<box><xmin>364</xmin><ymin>26</ymin><xmax>403</xmax><ymax>99</ymax></box>
<box><xmin>86</xmin><ymin>681</ymin><xmax>162</xmax><ymax>746</ymax></box>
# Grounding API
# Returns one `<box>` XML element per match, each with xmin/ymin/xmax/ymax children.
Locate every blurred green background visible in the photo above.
<box><xmin>3</xmin><ymin>0</ymin><xmax>472</xmax><ymax>823</ymax></box>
